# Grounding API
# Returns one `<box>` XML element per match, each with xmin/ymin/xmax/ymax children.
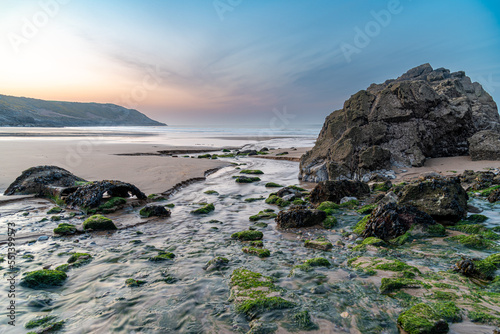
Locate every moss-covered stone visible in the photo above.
<box><xmin>265</xmin><ymin>195</ymin><xmax>290</xmax><ymax>207</ymax></box>
<box><xmin>67</xmin><ymin>253</ymin><xmax>92</xmax><ymax>266</ymax></box>
<box><xmin>25</xmin><ymin>315</ymin><xmax>57</xmax><ymax>329</ymax></box>
<box><xmin>125</xmin><ymin>278</ymin><xmax>146</xmax><ymax>287</ymax></box>
<box><xmin>236</xmin><ymin>297</ymin><xmax>294</xmax><ymax>319</ymax></box>
<box><xmin>245</xmin><ymin>197</ymin><xmax>265</xmax><ymax>202</ymax></box>
<box><xmin>204</xmin><ymin>190</ymin><xmax>219</xmax><ymax>195</ymax></box>
<box><xmin>148</xmin><ymin>251</ymin><xmax>175</xmax><ymax>262</ymax></box>
<box><xmin>316</xmin><ymin>201</ymin><xmax>340</xmax><ymax>215</ymax></box>
<box><xmin>47</xmin><ymin>207</ymin><xmax>63</xmax><ymax>214</ymax></box>
<box><xmin>191</xmin><ymin>203</ymin><xmax>215</xmax><ymax>214</ymax></box>
<box><xmin>339</xmin><ymin>199</ymin><xmax>360</xmax><ymax>208</ymax></box>
<box><xmin>232</xmin><ymin>230</ymin><xmax>263</xmax><ymax>241</ymax></box>
<box><xmin>357</xmin><ymin>204</ymin><xmax>377</xmax><ymax>215</ymax></box>
<box><xmin>380</xmin><ymin>278</ymin><xmax>426</xmax><ymax>294</ymax></box>
<box><xmin>466</xmin><ymin>214</ymin><xmax>489</xmax><ymax>223</ymax></box>
<box><xmin>304</xmin><ymin>238</ymin><xmax>333</xmax><ymax>251</ymax></box>
<box><xmin>375</xmin><ymin>260</ymin><xmax>420</xmax><ymax>274</ymax></box>
<box><xmin>249</xmin><ymin>211</ymin><xmax>277</xmax><ymax>221</ymax></box>
<box><xmin>20</xmin><ymin>270</ymin><xmax>67</xmax><ymax>289</ymax></box>
<box><xmin>53</xmin><ymin>223</ymin><xmax>77</xmax><ymax>235</ymax></box>
<box><xmin>265</xmin><ymin>182</ymin><xmax>284</xmax><ymax>188</ymax></box>
<box><xmin>293</xmin><ymin>257</ymin><xmax>331</xmax><ymax>272</ymax></box>
<box><xmin>98</xmin><ymin>197</ymin><xmax>126</xmax><ymax>211</ymax></box>
<box><xmin>235</xmin><ymin>176</ymin><xmax>261</xmax><ymax>183</ymax></box>
<box><xmin>323</xmin><ymin>216</ymin><xmax>337</xmax><ymax>229</ymax></box>
<box><xmin>397</xmin><ymin>303</ymin><xmax>449</xmax><ymax>334</ymax></box>
<box><xmin>203</xmin><ymin>256</ymin><xmax>229</xmax><ymax>271</ymax></box>
<box><xmin>83</xmin><ymin>214</ymin><xmax>117</xmax><ymax>231</ymax></box>
<box><xmin>243</xmin><ymin>247</ymin><xmax>270</xmax><ymax>258</ymax></box>
<box><xmin>240</xmin><ymin>169</ymin><xmax>264</xmax><ymax>174</ymax></box>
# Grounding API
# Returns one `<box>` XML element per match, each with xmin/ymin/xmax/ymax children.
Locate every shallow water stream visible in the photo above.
<box><xmin>1</xmin><ymin>156</ymin><xmax>500</xmax><ymax>334</ymax></box>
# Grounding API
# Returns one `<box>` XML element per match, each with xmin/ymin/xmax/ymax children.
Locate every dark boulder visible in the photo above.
<box><xmin>276</xmin><ymin>186</ymin><xmax>303</xmax><ymax>201</ymax></box>
<box><xmin>488</xmin><ymin>189</ymin><xmax>500</xmax><ymax>203</ymax></box>
<box><xmin>300</xmin><ymin>64</ymin><xmax>500</xmax><ymax>182</ymax></box>
<box><xmin>139</xmin><ymin>205</ymin><xmax>171</xmax><ymax>218</ymax></box>
<box><xmin>65</xmin><ymin>180</ymin><xmax>146</xmax><ymax>209</ymax></box>
<box><xmin>4</xmin><ymin>165</ymin><xmax>86</xmax><ymax>197</ymax></box>
<box><xmin>309</xmin><ymin>180</ymin><xmax>370</xmax><ymax>204</ymax></box>
<box><xmin>275</xmin><ymin>206</ymin><xmax>326</xmax><ymax>228</ymax></box>
<box><xmin>362</xmin><ymin>203</ymin><xmax>435</xmax><ymax>241</ymax></box>
<box><xmin>397</xmin><ymin>177</ymin><xmax>468</xmax><ymax>223</ymax></box>
<box><xmin>469</xmin><ymin>130</ymin><xmax>500</xmax><ymax>161</ymax></box>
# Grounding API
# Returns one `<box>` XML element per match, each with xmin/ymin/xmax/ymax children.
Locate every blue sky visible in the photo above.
<box><xmin>0</xmin><ymin>0</ymin><xmax>499</xmax><ymax>125</ymax></box>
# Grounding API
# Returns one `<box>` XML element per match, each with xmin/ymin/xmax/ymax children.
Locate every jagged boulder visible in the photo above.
<box><xmin>362</xmin><ymin>203</ymin><xmax>436</xmax><ymax>241</ymax></box>
<box><xmin>300</xmin><ymin>64</ymin><xmax>500</xmax><ymax>182</ymax></box>
<box><xmin>309</xmin><ymin>180</ymin><xmax>370</xmax><ymax>204</ymax></box>
<box><xmin>469</xmin><ymin>130</ymin><xmax>500</xmax><ymax>161</ymax></box>
<box><xmin>398</xmin><ymin>177</ymin><xmax>468</xmax><ymax>223</ymax></box>
<box><xmin>4</xmin><ymin>166</ymin><xmax>86</xmax><ymax>197</ymax></box>
<box><xmin>65</xmin><ymin>180</ymin><xmax>146</xmax><ymax>209</ymax></box>
<box><xmin>275</xmin><ymin>206</ymin><xmax>326</xmax><ymax>228</ymax></box>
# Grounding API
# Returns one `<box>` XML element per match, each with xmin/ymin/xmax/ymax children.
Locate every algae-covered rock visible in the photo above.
<box><xmin>139</xmin><ymin>205</ymin><xmax>171</xmax><ymax>218</ymax></box>
<box><xmin>265</xmin><ymin>195</ymin><xmax>290</xmax><ymax>207</ymax></box>
<box><xmin>398</xmin><ymin>177</ymin><xmax>468</xmax><ymax>223</ymax></box>
<box><xmin>265</xmin><ymin>182</ymin><xmax>284</xmax><ymax>188</ymax></box>
<box><xmin>275</xmin><ymin>206</ymin><xmax>326</xmax><ymax>229</ymax></box>
<box><xmin>148</xmin><ymin>251</ymin><xmax>175</xmax><ymax>262</ymax></box>
<box><xmin>243</xmin><ymin>247</ymin><xmax>270</xmax><ymax>258</ymax></box>
<box><xmin>453</xmin><ymin>254</ymin><xmax>500</xmax><ymax>280</ymax></box>
<box><xmin>67</xmin><ymin>253</ymin><xmax>92</xmax><ymax>267</ymax></box>
<box><xmin>230</xmin><ymin>268</ymin><xmax>294</xmax><ymax>319</ymax></box>
<box><xmin>397</xmin><ymin>303</ymin><xmax>449</xmax><ymax>334</ymax></box>
<box><xmin>20</xmin><ymin>270</ymin><xmax>67</xmax><ymax>289</ymax></box>
<box><xmin>304</xmin><ymin>238</ymin><xmax>333</xmax><ymax>251</ymax></box>
<box><xmin>232</xmin><ymin>230</ymin><xmax>263</xmax><ymax>241</ymax></box>
<box><xmin>488</xmin><ymin>188</ymin><xmax>500</xmax><ymax>203</ymax></box>
<box><xmin>362</xmin><ymin>203</ymin><xmax>435</xmax><ymax>241</ymax></box>
<box><xmin>203</xmin><ymin>257</ymin><xmax>229</xmax><ymax>271</ymax></box>
<box><xmin>83</xmin><ymin>215</ymin><xmax>117</xmax><ymax>231</ymax></box>
<box><xmin>53</xmin><ymin>223</ymin><xmax>77</xmax><ymax>235</ymax></box>
<box><xmin>191</xmin><ymin>203</ymin><xmax>215</xmax><ymax>214</ymax></box>
<box><xmin>380</xmin><ymin>278</ymin><xmax>425</xmax><ymax>294</ymax></box>
<box><xmin>235</xmin><ymin>176</ymin><xmax>261</xmax><ymax>183</ymax></box>
<box><xmin>249</xmin><ymin>210</ymin><xmax>277</xmax><ymax>221</ymax></box>
<box><xmin>125</xmin><ymin>278</ymin><xmax>146</xmax><ymax>287</ymax></box>
<box><xmin>309</xmin><ymin>180</ymin><xmax>370</xmax><ymax>204</ymax></box>
<box><xmin>240</xmin><ymin>169</ymin><xmax>264</xmax><ymax>174</ymax></box>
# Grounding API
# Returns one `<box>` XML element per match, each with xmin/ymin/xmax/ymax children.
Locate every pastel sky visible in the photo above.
<box><xmin>0</xmin><ymin>0</ymin><xmax>499</xmax><ymax>125</ymax></box>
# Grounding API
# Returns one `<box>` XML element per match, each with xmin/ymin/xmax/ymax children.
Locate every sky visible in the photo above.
<box><xmin>0</xmin><ymin>0</ymin><xmax>499</xmax><ymax>126</ymax></box>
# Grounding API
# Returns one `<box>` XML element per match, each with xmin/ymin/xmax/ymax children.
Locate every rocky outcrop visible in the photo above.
<box><xmin>398</xmin><ymin>177</ymin><xmax>468</xmax><ymax>223</ymax></box>
<box><xmin>275</xmin><ymin>206</ymin><xmax>326</xmax><ymax>228</ymax></box>
<box><xmin>309</xmin><ymin>180</ymin><xmax>370</xmax><ymax>204</ymax></box>
<box><xmin>469</xmin><ymin>130</ymin><xmax>500</xmax><ymax>161</ymax></box>
<box><xmin>300</xmin><ymin>64</ymin><xmax>500</xmax><ymax>182</ymax></box>
<box><xmin>65</xmin><ymin>180</ymin><xmax>147</xmax><ymax>209</ymax></box>
<box><xmin>139</xmin><ymin>205</ymin><xmax>171</xmax><ymax>218</ymax></box>
<box><xmin>4</xmin><ymin>166</ymin><xmax>86</xmax><ymax>197</ymax></box>
<box><xmin>362</xmin><ymin>203</ymin><xmax>436</xmax><ymax>241</ymax></box>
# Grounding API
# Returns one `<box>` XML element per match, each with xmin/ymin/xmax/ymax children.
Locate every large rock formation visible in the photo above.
<box><xmin>468</xmin><ymin>130</ymin><xmax>500</xmax><ymax>161</ymax></box>
<box><xmin>4</xmin><ymin>166</ymin><xmax>86</xmax><ymax>197</ymax></box>
<box><xmin>300</xmin><ymin>64</ymin><xmax>500</xmax><ymax>182</ymax></box>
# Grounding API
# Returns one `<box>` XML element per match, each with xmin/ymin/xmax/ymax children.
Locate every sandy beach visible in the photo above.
<box><xmin>0</xmin><ymin>140</ymin><xmax>228</xmax><ymax>195</ymax></box>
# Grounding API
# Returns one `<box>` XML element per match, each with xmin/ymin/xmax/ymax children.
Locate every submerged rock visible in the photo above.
<box><xmin>398</xmin><ymin>177</ymin><xmax>468</xmax><ymax>223</ymax></box>
<box><xmin>4</xmin><ymin>165</ymin><xmax>86</xmax><ymax>196</ymax></box>
<box><xmin>397</xmin><ymin>303</ymin><xmax>449</xmax><ymax>334</ymax></box>
<box><xmin>139</xmin><ymin>205</ymin><xmax>171</xmax><ymax>218</ymax></box>
<box><xmin>275</xmin><ymin>206</ymin><xmax>326</xmax><ymax>228</ymax></box>
<box><xmin>362</xmin><ymin>203</ymin><xmax>436</xmax><ymax>241</ymax></box>
<box><xmin>300</xmin><ymin>64</ymin><xmax>500</xmax><ymax>181</ymax></box>
<box><xmin>309</xmin><ymin>180</ymin><xmax>370</xmax><ymax>204</ymax></box>
<box><xmin>65</xmin><ymin>180</ymin><xmax>146</xmax><ymax>209</ymax></box>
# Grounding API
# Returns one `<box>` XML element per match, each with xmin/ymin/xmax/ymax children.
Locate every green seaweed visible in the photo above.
<box><xmin>20</xmin><ymin>270</ymin><xmax>67</xmax><ymax>289</ymax></box>
<box><xmin>191</xmin><ymin>203</ymin><xmax>215</xmax><ymax>214</ymax></box>
<box><xmin>231</xmin><ymin>230</ymin><xmax>264</xmax><ymax>241</ymax></box>
<box><xmin>83</xmin><ymin>215</ymin><xmax>117</xmax><ymax>231</ymax></box>
<box><xmin>242</xmin><ymin>247</ymin><xmax>270</xmax><ymax>258</ymax></box>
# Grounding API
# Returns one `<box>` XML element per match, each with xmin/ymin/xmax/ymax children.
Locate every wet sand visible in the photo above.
<box><xmin>396</xmin><ymin>156</ymin><xmax>500</xmax><ymax>181</ymax></box>
<box><xmin>0</xmin><ymin>140</ymin><xmax>228</xmax><ymax>195</ymax></box>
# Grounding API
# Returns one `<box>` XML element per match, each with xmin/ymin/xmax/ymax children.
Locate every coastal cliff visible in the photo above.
<box><xmin>0</xmin><ymin>94</ymin><xmax>165</xmax><ymax>127</ymax></box>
